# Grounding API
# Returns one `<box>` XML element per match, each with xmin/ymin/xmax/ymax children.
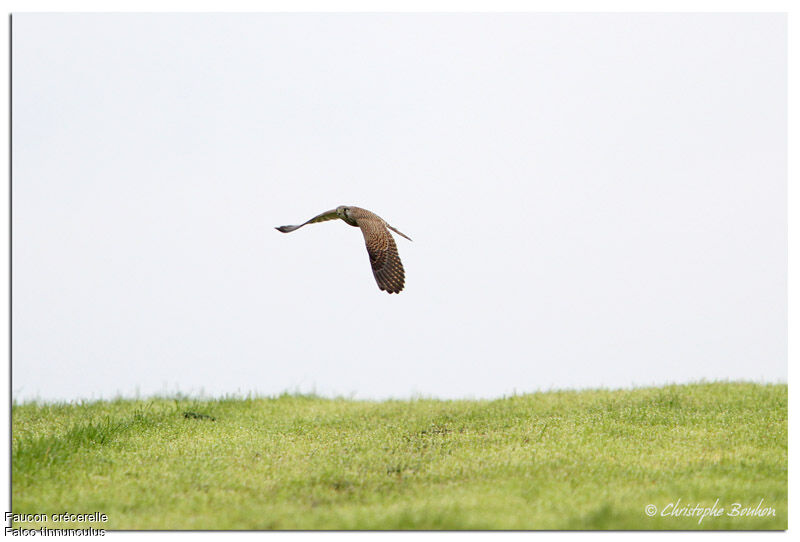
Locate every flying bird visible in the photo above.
<box><xmin>276</xmin><ymin>206</ymin><xmax>412</xmax><ymax>294</ymax></box>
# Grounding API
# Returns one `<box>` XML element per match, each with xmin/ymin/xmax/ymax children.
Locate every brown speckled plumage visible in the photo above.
<box><xmin>276</xmin><ymin>205</ymin><xmax>411</xmax><ymax>294</ymax></box>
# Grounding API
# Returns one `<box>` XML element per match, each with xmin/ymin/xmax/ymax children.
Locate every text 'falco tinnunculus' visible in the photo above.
<box><xmin>276</xmin><ymin>206</ymin><xmax>412</xmax><ymax>294</ymax></box>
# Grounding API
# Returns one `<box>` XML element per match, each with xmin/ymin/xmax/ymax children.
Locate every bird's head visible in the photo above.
<box><xmin>336</xmin><ymin>206</ymin><xmax>350</xmax><ymax>220</ymax></box>
<box><xmin>336</xmin><ymin>205</ymin><xmax>359</xmax><ymax>227</ymax></box>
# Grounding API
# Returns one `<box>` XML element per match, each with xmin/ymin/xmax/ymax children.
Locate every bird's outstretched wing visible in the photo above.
<box><xmin>358</xmin><ymin>218</ymin><xmax>405</xmax><ymax>294</ymax></box>
<box><xmin>275</xmin><ymin>209</ymin><xmax>339</xmax><ymax>233</ymax></box>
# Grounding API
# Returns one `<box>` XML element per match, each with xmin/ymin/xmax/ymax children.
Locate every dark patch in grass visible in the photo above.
<box><xmin>183</xmin><ymin>411</ymin><xmax>216</xmax><ymax>421</ymax></box>
<box><xmin>386</xmin><ymin>462</ymin><xmax>418</xmax><ymax>476</ymax></box>
<box><xmin>418</xmin><ymin>424</ymin><xmax>451</xmax><ymax>436</ymax></box>
<box><xmin>572</xmin><ymin>503</ymin><xmax>617</xmax><ymax>529</ymax></box>
<box><xmin>386</xmin><ymin>464</ymin><xmax>404</xmax><ymax>475</ymax></box>
<box><xmin>330</xmin><ymin>479</ymin><xmax>354</xmax><ymax>492</ymax></box>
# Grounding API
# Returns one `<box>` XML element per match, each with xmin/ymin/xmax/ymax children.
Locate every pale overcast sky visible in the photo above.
<box><xmin>12</xmin><ymin>13</ymin><xmax>786</xmax><ymax>402</ymax></box>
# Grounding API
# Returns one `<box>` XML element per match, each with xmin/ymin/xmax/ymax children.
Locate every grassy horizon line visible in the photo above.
<box><xmin>11</xmin><ymin>377</ymin><xmax>786</xmax><ymax>406</ymax></box>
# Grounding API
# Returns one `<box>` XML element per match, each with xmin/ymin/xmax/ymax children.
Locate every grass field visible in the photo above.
<box><xmin>11</xmin><ymin>381</ymin><xmax>786</xmax><ymax>530</ymax></box>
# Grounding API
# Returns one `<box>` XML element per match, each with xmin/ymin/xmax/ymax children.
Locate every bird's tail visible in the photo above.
<box><xmin>388</xmin><ymin>224</ymin><xmax>412</xmax><ymax>241</ymax></box>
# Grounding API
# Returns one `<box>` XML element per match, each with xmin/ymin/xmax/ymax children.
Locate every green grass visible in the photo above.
<box><xmin>11</xmin><ymin>382</ymin><xmax>786</xmax><ymax>530</ymax></box>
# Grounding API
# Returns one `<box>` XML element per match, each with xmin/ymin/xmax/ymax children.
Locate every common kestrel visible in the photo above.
<box><xmin>276</xmin><ymin>206</ymin><xmax>412</xmax><ymax>294</ymax></box>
